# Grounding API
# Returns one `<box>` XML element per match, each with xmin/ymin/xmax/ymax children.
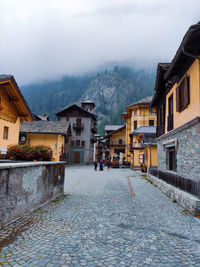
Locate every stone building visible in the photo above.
<box><xmin>56</xmin><ymin>101</ymin><xmax>97</xmax><ymax>164</ymax></box>
<box><xmin>151</xmin><ymin>22</ymin><xmax>200</xmax><ymax>201</ymax></box>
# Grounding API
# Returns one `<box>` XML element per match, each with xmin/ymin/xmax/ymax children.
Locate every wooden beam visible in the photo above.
<box><xmin>9</xmin><ymin>97</ymin><xmax>19</xmax><ymax>102</ymax></box>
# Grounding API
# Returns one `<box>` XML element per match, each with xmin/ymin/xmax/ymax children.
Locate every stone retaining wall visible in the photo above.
<box><xmin>147</xmin><ymin>173</ymin><xmax>200</xmax><ymax>216</ymax></box>
<box><xmin>0</xmin><ymin>162</ymin><xmax>65</xmax><ymax>226</ymax></box>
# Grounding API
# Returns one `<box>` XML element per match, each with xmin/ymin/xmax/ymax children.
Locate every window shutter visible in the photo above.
<box><xmin>176</xmin><ymin>85</ymin><xmax>180</xmax><ymax>112</ymax></box>
<box><xmin>184</xmin><ymin>76</ymin><xmax>190</xmax><ymax>107</ymax></box>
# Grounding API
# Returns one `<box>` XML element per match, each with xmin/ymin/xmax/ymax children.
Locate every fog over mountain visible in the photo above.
<box><xmin>0</xmin><ymin>0</ymin><xmax>200</xmax><ymax>85</ymax></box>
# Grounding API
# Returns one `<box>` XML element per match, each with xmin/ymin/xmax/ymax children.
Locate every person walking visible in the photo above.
<box><xmin>99</xmin><ymin>160</ymin><xmax>104</xmax><ymax>171</ymax></box>
<box><xmin>106</xmin><ymin>159</ymin><xmax>111</xmax><ymax>171</ymax></box>
<box><xmin>94</xmin><ymin>160</ymin><xmax>98</xmax><ymax>171</ymax></box>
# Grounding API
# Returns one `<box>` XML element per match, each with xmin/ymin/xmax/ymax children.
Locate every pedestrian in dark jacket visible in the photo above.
<box><xmin>99</xmin><ymin>160</ymin><xmax>104</xmax><ymax>171</ymax></box>
<box><xmin>106</xmin><ymin>159</ymin><xmax>111</xmax><ymax>171</ymax></box>
<box><xmin>94</xmin><ymin>161</ymin><xmax>98</xmax><ymax>171</ymax></box>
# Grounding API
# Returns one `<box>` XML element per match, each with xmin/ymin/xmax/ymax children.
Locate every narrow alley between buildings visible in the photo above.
<box><xmin>0</xmin><ymin>165</ymin><xmax>200</xmax><ymax>266</ymax></box>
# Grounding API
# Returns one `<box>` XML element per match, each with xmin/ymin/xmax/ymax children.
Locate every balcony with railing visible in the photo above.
<box><xmin>128</xmin><ymin>141</ymin><xmax>145</xmax><ymax>152</ymax></box>
<box><xmin>110</xmin><ymin>141</ymin><xmax>125</xmax><ymax>146</ymax></box>
<box><xmin>73</xmin><ymin>123</ymin><xmax>84</xmax><ymax>130</ymax></box>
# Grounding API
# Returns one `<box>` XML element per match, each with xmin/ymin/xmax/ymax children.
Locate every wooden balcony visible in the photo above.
<box><xmin>73</xmin><ymin>123</ymin><xmax>84</xmax><ymax>130</ymax></box>
<box><xmin>110</xmin><ymin>141</ymin><xmax>125</xmax><ymax>146</ymax></box>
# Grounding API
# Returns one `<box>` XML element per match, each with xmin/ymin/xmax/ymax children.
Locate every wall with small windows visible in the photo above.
<box><xmin>165</xmin><ymin>59</ymin><xmax>200</xmax><ymax>133</ymax></box>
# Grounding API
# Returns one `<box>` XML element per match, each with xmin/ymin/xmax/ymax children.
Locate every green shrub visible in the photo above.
<box><xmin>7</xmin><ymin>144</ymin><xmax>52</xmax><ymax>161</ymax></box>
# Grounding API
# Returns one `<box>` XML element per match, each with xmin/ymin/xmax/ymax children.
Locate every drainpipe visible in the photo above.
<box><xmin>149</xmin><ymin>143</ymin><xmax>152</xmax><ymax>168</ymax></box>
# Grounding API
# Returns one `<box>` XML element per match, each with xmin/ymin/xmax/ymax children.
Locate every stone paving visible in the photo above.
<box><xmin>0</xmin><ymin>165</ymin><xmax>200</xmax><ymax>266</ymax></box>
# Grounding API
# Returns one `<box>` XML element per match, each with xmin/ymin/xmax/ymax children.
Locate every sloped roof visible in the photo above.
<box><xmin>105</xmin><ymin>125</ymin><xmax>123</xmax><ymax>131</ymax></box>
<box><xmin>81</xmin><ymin>100</ymin><xmax>95</xmax><ymax>106</ymax></box>
<box><xmin>151</xmin><ymin>63</ymin><xmax>170</xmax><ymax>107</ymax></box>
<box><xmin>130</xmin><ymin>126</ymin><xmax>156</xmax><ymax>136</ymax></box>
<box><xmin>20</xmin><ymin>121</ymin><xmax>70</xmax><ymax>135</ymax></box>
<box><xmin>56</xmin><ymin>104</ymin><xmax>96</xmax><ymax>119</ymax></box>
<box><xmin>0</xmin><ymin>75</ymin><xmax>33</xmax><ymax>121</ymax></box>
<box><xmin>127</xmin><ymin>96</ymin><xmax>153</xmax><ymax>108</ymax></box>
<box><xmin>104</xmin><ymin>125</ymin><xmax>126</xmax><ymax>138</ymax></box>
<box><xmin>130</xmin><ymin>126</ymin><xmax>156</xmax><ymax>144</ymax></box>
<box><xmin>164</xmin><ymin>22</ymin><xmax>200</xmax><ymax>80</ymax></box>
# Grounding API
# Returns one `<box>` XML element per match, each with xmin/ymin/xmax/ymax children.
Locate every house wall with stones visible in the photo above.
<box><xmin>0</xmin><ymin>162</ymin><xmax>65</xmax><ymax>226</ymax></box>
<box><xmin>157</xmin><ymin>118</ymin><xmax>200</xmax><ymax>186</ymax></box>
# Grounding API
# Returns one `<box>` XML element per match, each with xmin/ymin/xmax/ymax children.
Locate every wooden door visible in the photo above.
<box><xmin>74</xmin><ymin>151</ymin><xmax>80</xmax><ymax>163</ymax></box>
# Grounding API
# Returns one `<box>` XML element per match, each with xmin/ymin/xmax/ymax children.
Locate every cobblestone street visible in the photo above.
<box><xmin>0</xmin><ymin>165</ymin><xmax>200</xmax><ymax>266</ymax></box>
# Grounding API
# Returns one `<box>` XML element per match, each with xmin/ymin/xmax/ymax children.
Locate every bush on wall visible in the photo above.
<box><xmin>7</xmin><ymin>144</ymin><xmax>52</xmax><ymax>161</ymax></box>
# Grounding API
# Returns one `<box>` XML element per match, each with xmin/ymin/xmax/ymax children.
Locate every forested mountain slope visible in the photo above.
<box><xmin>21</xmin><ymin>66</ymin><xmax>155</xmax><ymax>135</ymax></box>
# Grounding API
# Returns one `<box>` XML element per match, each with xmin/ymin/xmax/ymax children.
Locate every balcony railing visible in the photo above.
<box><xmin>73</xmin><ymin>123</ymin><xmax>84</xmax><ymax>130</ymax></box>
<box><xmin>128</xmin><ymin>142</ymin><xmax>144</xmax><ymax>152</ymax></box>
<box><xmin>167</xmin><ymin>114</ymin><xmax>174</xmax><ymax>131</ymax></box>
<box><xmin>110</xmin><ymin>141</ymin><xmax>125</xmax><ymax>146</ymax></box>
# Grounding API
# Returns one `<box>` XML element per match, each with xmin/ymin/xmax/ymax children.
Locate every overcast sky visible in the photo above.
<box><xmin>0</xmin><ymin>0</ymin><xmax>200</xmax><ymax>85</ymax></box>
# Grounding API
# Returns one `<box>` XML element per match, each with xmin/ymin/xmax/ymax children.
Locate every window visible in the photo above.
<box><xmin>3</xmin><ymin>126</ymin><xmax>9</xmax><ymax>139</ymax></box>
<box><xmin>71</xmin><ymin>140</ymin><xmax>74</xmax><ymax>147</ymax></box>
<box><xmin>139</xmin><ymin>154</ymin><xmax>144</xmax><ymax>164</ymax></box>
<box><xmin>134</xmin><ymin>109</ymin><xmax>137</xmax><ymax>115</ymax></box>
<box><xmin>176</xmin><ymin>76</ymin><xmax>190</xmax><ymax>112</ymax></box>
<box><xmin>134</xmin><ymin>120</ymin><xmax>137</xmax><ymax>130</ymax></box>
<box><xmin>81</xmin><ymin>140</ymin><xmax>85</xmax><ymax>147</ymax></box>
<box><xmin>76</xmin><ymin>118</ymin><xmax>81</xmax><ymax>126</ymax></box>
<box><xmin>76</xmin><ymin>140</ymin><xmax>80</xmax><ymax>147</ymax></box>
<box><xmin>119</xmin><ymin>139</ymin><xmax>122</xmax><ymax>144</ymax></box>
<box><xmin>149</xmin><ymin>120</ymin><xmax>154</xmax><ymax>126</ymax></box>
<box><xmin>167</xmin><ymin>147</ymin><xmax>177</xmax><ymax>172</ymax></box>
<box><xmin>167</xmin><ymin>94</ymin><xmax>174</xmax><ymax>131</ymax></box>
<box><xmin>76</xmin><ymin>129</ymin><xmax>81</xmax><ymax>136</ymax></box>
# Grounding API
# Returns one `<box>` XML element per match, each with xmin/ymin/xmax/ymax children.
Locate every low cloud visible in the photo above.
<box><xmin>0</xmin><ymin>0</ymin><xmax>200</xmax><ymax>85</ymax></box>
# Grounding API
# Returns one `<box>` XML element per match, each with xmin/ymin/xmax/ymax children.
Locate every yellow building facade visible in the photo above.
<box><xmin>151</xmin><ymin>22</ymin><xmax>200</xmax><ymax>200</ymax></box>
<box><xmin>0</xmin><ymin>75</ymin><xmax>33</xmax><ymax>157</ymax></box>
<box><xmin>20</xmin><ymin>121</ymin><xmax>71</xmax><ymax>162</ymax></box>
<box><xmin>105</xmin><ymin>125</ymin><xmax>126</xmax><ymax>162</ymax></box>
<box><xmin>122</xmin><ymin>96</ymin><xmax>157</xmax><ymax>170</ymax></box>
<box><xmin>25</xmin><ymin>133</ymin><xmax>65</xmax><ymax>162</ymax></box>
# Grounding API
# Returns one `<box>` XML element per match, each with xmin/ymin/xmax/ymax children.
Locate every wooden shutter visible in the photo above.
<box><xmin>176</xmin><ymin>85</ymin><xmax>180</xmax><ymax>112</ymax></box>
<box><xmin>76</xmin><ymin>118</ymin><xmax>81</xmax><ymax>126</ymax></box>
<box><xmin>184</xmin><ymin>76</ymin><xmax>190</xmax><ymax>107</ymax></box>
<box><xmin>76</xmin><ymin>140</ymin><xmax>80</xmax><ymax>146</ymax></box>
<box><xmin>81</xmin><ymin>140</ymin><xmax>85</xmax><ymax>147</ymax></box>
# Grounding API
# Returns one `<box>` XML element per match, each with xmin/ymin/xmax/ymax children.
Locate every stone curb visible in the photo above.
<box><xmin>147</xmin><ymin>173</ymin><xmax>200</xmax><ymax>216</ymax></box>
